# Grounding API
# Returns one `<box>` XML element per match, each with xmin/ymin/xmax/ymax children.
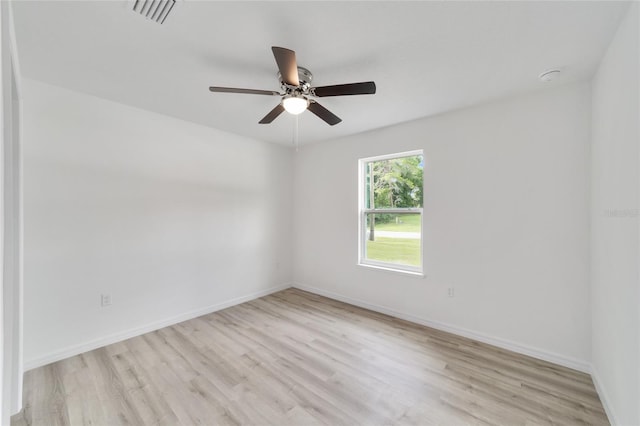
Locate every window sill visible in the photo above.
<box><xmin>358</xmin><ymin>262</ymin><xmax>426</xmax><ymax>278</ymax></box>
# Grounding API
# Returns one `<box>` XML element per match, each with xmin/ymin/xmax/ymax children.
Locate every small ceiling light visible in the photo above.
<box><xmin>539</xmin><ymin>69</ymin><xmax>561</xmax><ymax>82</ymax></box>
<box><xmin>282</xmin><ymin>96</ymin><xmax>309</xmax><ymax>115</ymax></box>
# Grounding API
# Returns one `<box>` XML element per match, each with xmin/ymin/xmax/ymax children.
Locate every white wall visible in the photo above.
<box><xmin>1</xmin><ymin>0</ymin><xmax>24</xmax><ymax>420</ymax></box>
<box><xmin>22</xmin><ymin>79</ymin><xmax>292</xmax><ymax>368</ymax></box>
<box><xmin>591</xmin><ymin>3</ymin><xmax>639</xmax><ymax>425</ymax></box>
<box><xmin>293</xmin><ymin>82</ymin><xmax>592</xmax><ymax>370</ymax></box>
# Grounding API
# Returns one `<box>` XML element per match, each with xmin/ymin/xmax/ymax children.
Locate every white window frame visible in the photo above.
<box><xmin>358</xmin><ymin>150</ymin><xmax>424</xmax><ymax>275</ymax></box>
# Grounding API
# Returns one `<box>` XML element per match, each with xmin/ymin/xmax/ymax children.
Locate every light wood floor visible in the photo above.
<box><xmin>12</xmin><ymin>288</ymin><xmax>608</xmax><ymax>426</ymax></box>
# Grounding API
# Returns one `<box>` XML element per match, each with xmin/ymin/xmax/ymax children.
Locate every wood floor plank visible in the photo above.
<box><xmin>12</xmin><ymin>288</ymin><xmax>609</xmax><ymax>425</ymax></box>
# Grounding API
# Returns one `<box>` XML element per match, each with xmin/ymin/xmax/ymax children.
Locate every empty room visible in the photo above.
<box><xmin>1</xmin><ymin>0</ymin><xmax>639</xmax><ymax>425</ymax></box>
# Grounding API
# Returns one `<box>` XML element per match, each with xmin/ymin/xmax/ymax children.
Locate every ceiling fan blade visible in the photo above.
<box><xmin>209</xmin><ymin>87</ymin><xmax>281</xmax><ymax>96</ymax></box>
<box><xmin>307</xmin><ymin>101</ymin><xmax>342</xmax><ymax>126</ymax></box>
<box><xmin>313</xmin><ymin>81</ymin><xmax>376</xmax><ymax>97</ymax></box>
<box><xmin>272</xmin><ymin>46</ymin><xmax>299</xmax><ymax>87</ymax></box>
<box><xmin>259</xmin><ymin>104</ymin><xmax>285</xmax><ymax>124</ymax></box>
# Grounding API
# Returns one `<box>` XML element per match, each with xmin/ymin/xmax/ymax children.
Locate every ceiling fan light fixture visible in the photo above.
<box><xmin>282</xmin><ymin>96</ymin><xmax>309</xmax><ymax>115</ymax></box>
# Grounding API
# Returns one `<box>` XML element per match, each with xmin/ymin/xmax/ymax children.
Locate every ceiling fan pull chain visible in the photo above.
<box><xmin>293</xmin><ymin>115</ymin><xmax>299</xmax><ymax>152</ymax></box>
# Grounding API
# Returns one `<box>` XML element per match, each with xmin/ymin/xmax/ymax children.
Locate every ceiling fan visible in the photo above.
<box><xmin>209</xmin><ymin>47</ymin><xmax>376</xmax><ymax>126</ymax></box>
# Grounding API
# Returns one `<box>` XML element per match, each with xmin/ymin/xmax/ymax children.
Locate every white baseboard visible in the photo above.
<box><xmin>24</xmin><ymin>283</ymin><xmax>292</xmax><ymax>371</ymax></box>
<box><xmin>293</xmin><ymin>283</ymin><xmax>591</xmax><ymax>374</ymax></box>
<box><xmin>590</xmin><ymin>366</ymin><xmax>618</xmax><ymax>426</ymax></box>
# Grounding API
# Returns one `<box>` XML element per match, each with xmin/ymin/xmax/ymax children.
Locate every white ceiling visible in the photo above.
<box><xmin>12</xmin><ymin>1</ymin><xmax>630</xmax><ymax>146</ymax></box>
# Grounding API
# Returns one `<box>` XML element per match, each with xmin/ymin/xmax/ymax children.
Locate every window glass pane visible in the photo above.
<box><xmin>365</xmin><ymin>213</ymin><xmax>421</xmax><ymax>267</ymax></box>
<box><xmin>365</xmin><ymin>155</ymin><xmax>423</xmax><ymax>209</ymax></box>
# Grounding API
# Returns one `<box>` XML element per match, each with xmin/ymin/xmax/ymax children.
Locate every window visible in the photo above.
<box><xmin>359</xmin><ymin>150</ymin><xmax>424</xmax><ymax>274</ymax></box>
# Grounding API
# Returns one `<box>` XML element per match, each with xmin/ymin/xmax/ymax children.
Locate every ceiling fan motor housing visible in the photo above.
<box><xmin>279</xmin><ymin>66</ymin><xmax>313</xmax><ymax>95</ymax></box>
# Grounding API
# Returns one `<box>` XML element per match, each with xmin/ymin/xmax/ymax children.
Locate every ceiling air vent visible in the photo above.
<box><xmin>132</xmin><ymin>0</ymin><xmax>176</xmax><ymax>24</ymax></box>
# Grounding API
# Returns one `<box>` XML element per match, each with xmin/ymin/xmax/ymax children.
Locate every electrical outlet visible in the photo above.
<box><xmin>100</xmin><ymin>294</ymin><xmax>112</xmax><ymax>307</ymax></box>
<box><xmin>447</xmin><ymin>287</ymin><xmax>455</xmax><ymax>298</ymax></box>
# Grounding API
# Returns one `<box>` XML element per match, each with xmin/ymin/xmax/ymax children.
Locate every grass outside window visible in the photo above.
<box><xmin>364</xmin><ymin>213</ymin><xmax>421</xmax><ymax>267</ymax></box>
